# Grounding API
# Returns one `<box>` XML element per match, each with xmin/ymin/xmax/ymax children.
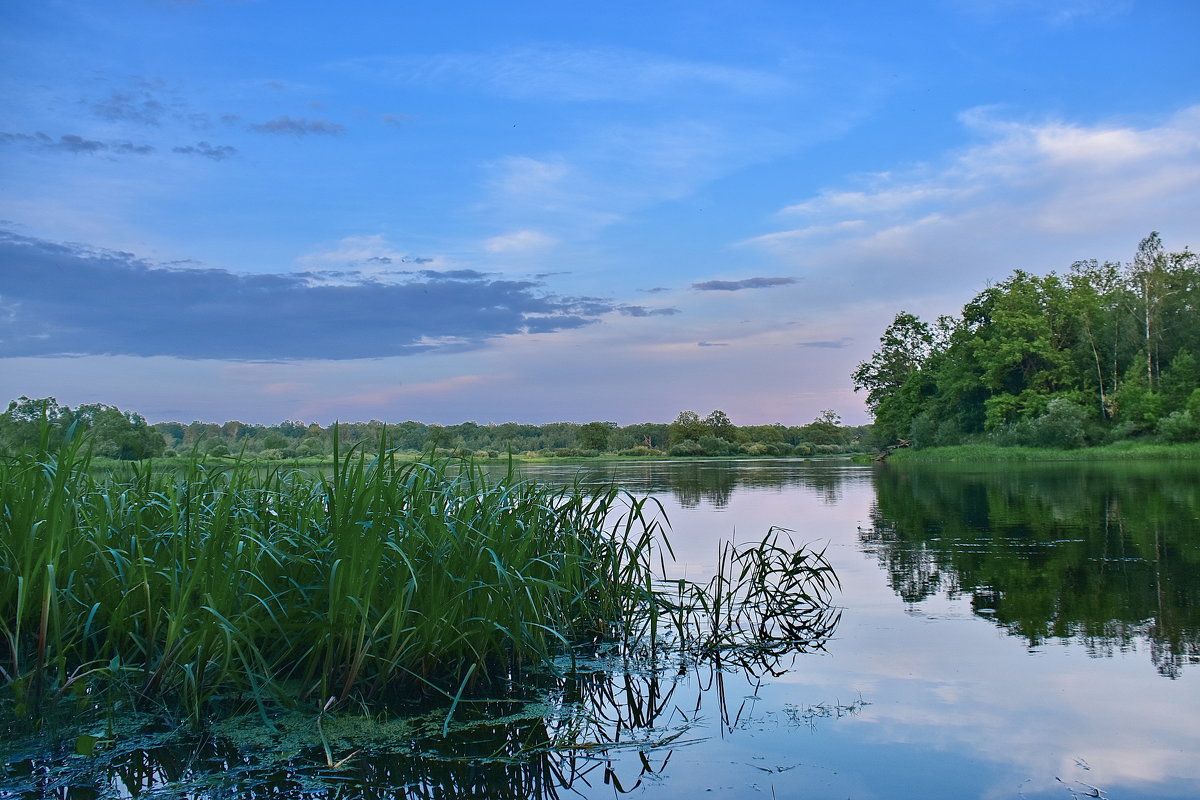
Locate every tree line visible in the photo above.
<box><xmin>0</xmin><ymin>397</ymin><xmax>867</xmax><ymax>460</ymax></box>
<box><xmin>853</xmin><ymin>233</ymin><xmax>1200</xmax><ymax>448</ymax></box>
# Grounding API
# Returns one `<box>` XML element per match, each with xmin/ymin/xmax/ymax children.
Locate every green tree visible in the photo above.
<box><xmin>799</xmin><ymin>410</ymin><xmax>847</xmax><ymax>446</ymax></box>
<box><xmin>852</xmin><ymin>312</ymin><xmax>933</xmax><ymax>414</ymax></box>
<box><xmin>1160</xmin><ymin>350</ymin><xmax>1199</xmax><ymax>413</ymax></box>
<box><xmin>669</xmin><ymin>411</ymin><xmax>705</xmax><ymax>446</ymax></box>
<box><xmin>703</xmin><ymin>409</ymin><xmax>736</xmax><ymax>441</ymax></box>
<box><xmin>72</xmin><ymin>403</ymin><xmax>166</xmax><ymax>460</ymax></box>
<box><xmin>579</xmin><ymin>421</ymin><xmax>615</xmax><ymax>451</ymax></box>
<box><xmin>0</xmin><ymin>396</ymin><xmax>67</xmax><ymax>451</ymax></box>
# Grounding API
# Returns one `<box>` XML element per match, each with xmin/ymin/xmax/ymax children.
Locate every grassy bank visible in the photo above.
<box><xmin>884</xmin><ymin>441</ymin><xmax>1200</xmax><ymax>464</ymax></box>
<box><xmin>1</xmin><ymin>432</ymin><xmax>838</xmax><ymax>727</ymax></box>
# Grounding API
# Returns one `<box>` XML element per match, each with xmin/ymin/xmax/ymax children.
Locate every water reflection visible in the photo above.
<box><xmin>507</xmin><ymin>458</ymin><xmax>867</xmax><ymax>509</ymax></box>
<box><xmin>10</xmin><ymin>457</ymin><xmax>1198</xmax><ymax>799</ymax></box>
<box><xmin>864</xmin><ymin>462</ymin><xmax>1200</xmax><ymax>677</ymax></box>
<box><xmin>5</xmin><ymin>643</ymin><xmax>841</xmax><ymax>799</ymax></box>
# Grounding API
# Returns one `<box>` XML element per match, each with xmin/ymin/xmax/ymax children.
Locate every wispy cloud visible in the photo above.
<box><xmin>249</xmin><ymin>116</ymin><xmax>345</xmax><ymax>136</ymax></box>
<box><xmin>91</xmin><ymin>89</ymin><xmax>166</xmax><ymax>126</ymax></box>
<box><xmin>0</xmin><ymin>131</ymin><xmax>154</xmax><ymax>155</ymax></box>
<box><xmin>617</xmin><ymin>305</ymin><xmax>680</xmax><ymax>317</ymax></box>
<box><xmin>745</xmin><ymin>106</ymin><xmax>1200</xmax><ymax>299</ymax></box>
<box><xmin>172</xmin><ymin>141</ymin><xmax>237</xmax><ymax>160</ymax></box>
<box><xmin>347</xmin><ymin>45</ymin><xmax>794</xmax><ymax>103</ymax></box>
<box><xmin>959</xmin><ymin>0</ymin><xmax>1132</xmax><ymax>27</ymax></box>
<box><xmin>693</xmin><ymin>277</ymin><xmax>797</xmax><ymax>291</ymax></box>
<box><xmin>0</xmin><ymin>230</ymin><xmax>624</xmax><ymax>360</ymax></box>
<box><xmin>296</xmin><ymin>234</ymin><xmax>440</xmax><ymax>277</ymax></box>
<box><xmin>484</xmin><ymin>229</ymin><xmax>555</xmax><ymax>253</ymax></box>
<box><xmin>697</xmin><ymin>341</ymin><xmax>729</xmax><ymax>347</ymax></box>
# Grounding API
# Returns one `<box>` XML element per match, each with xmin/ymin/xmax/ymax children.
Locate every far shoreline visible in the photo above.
<box><xmin>879</xmin><ymin>441</ymin><xmax>1200</xmax><ymax>464</ymax></box>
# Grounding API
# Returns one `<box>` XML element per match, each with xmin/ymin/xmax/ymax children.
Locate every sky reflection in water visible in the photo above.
<box><xmin>526</xmin><ymin>459</ymin><xmax>1200</xmax><ymax>799</ymax></box>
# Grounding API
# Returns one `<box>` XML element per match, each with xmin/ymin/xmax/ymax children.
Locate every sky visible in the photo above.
<box><xmin>2</xmin><ymin>0</ymin><xmax>1198</xmax><ymax>427</ymax></box>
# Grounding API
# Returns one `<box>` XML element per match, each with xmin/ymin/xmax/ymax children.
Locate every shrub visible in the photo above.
<box><xmin>697</xmin><ymin>435</ymin><xmax>739</xmax><ymax>457</ymax></box>
<box><xmin>668</xmin><ymin>439</ymin><xmax>704</xmax><ymax>457</ymax></box>
<box><xmin>1158</xmin><ymin>411</ymin><xmax>1200</xmax><ymax>443</ymax></box>
<box><xmin>618</xmin><ymin>445</ymin><xmax>664</xmax><ymax>457</ymax></box>
<box><xmin>1028</xmin><ymin>398</ymin><xmax>1088</xmax><ymax>449</ymax></box>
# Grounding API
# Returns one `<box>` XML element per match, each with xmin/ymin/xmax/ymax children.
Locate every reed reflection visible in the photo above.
<box><xmin>9</xmin><ymin>643</ymin><xmax>838</xmax><ymax>799</ymax></box>
<box><xmin>6</xmin><ymin>532</ymin><xmax>840</xmax><ymax>800</ymax></box>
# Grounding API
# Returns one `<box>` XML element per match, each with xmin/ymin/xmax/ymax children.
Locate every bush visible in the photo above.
<box><xmin>791</xmin><ymin>443</ymin><xmax>815</xmax><ymax>456</ymax></box>
<box><xmin>908</xmin><ymin>411</ymin><xmax>938</xmax><ymax>449</ymax></box>
<box><xmin>697</xmin><ymin>435</ymin><xmax>739</xmax><ymax>457</ymax></box>
<box><xmin>1158</xmin><ymin>411</ymin><xmax>1200</xmax><ymax>443</ymax></box>
<box><xmin>741</xmin><ymin>442</ymin><xmax>789</xmax><ymax>456</ymax></box>
<box><xmin>546</xmin><ymin>448</ymin><xmax>600</xmax><ymax>458</ymax></box>
<box><xmin>205</xmin><ymin>442</ymin><xmax>230</xmax><ymax>458</ymax></box>
<box><xmin>667</xmin><ymin>439</ymin><xmax>704</xmax><ymax>457</ymax></box>
<box><xmin>1028</xmin><ymin>398</ymin><xmax>1088</xmax><ymax>449</ymax></box>
<box><xmin>618</xmin><ymin>445</ymin><xmax>664</xmax><ymax>457</ymax></box>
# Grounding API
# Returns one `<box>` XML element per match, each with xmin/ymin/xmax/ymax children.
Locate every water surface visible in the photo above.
<box><xmin>5</xmin><ymin>458</ymin><xmax>1198</xmax><ymax>799</ymax></box>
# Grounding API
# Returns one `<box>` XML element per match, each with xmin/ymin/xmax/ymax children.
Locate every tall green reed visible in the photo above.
<box><xmin>1</xmin><ymin>428</ymin><xmax>836</xmax><ymax>726</ymax></box>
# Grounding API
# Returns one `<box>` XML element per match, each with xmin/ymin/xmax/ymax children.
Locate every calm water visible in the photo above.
<box><xmin>5</xmin><ymin>458</ymin><xmax>1199</xmax><ymax>799</ymax></box>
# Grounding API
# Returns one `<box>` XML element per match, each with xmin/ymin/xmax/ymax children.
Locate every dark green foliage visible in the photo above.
<box><xmin>855</xmin><ymin>234</ymin><xmax>1200</xmax><ymax>448</ymax></box>
<box><xmin>0</xmin><ymin>397</ymin><xmax>164</xmax><ymax>460</ymax></box>
<box><xmin>578</xmin><ymin>421</ymin><xmax>615</xmax><ymax>451</ymax></box>
<box><xmin>2</xmin><ymin>398</ymin><xmax>869</xmax><ymax>463</ymax></box>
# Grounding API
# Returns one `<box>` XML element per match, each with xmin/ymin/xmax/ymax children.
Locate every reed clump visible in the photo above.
<box><xmin>1</xmin><ymin>427</ymin><xmax>837</xmax><ymax>725</ymax></box>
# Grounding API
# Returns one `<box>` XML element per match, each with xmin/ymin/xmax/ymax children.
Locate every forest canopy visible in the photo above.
<box><xmin>854</xmin><ymin>233</ymin><xmax>1200</xmax><ymax>448</ymax></box>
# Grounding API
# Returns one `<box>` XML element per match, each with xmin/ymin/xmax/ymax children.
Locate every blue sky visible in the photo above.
<box><xmin>2</xmin><ymin>0</ymin><xmax>1198</xmax><ymax>426</ymax></box>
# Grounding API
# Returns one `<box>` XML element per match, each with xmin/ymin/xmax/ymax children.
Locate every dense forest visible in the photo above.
<box><xmin>854</xmin><ymin>233</ymin><xmax>1200</xmax><ymax>448</ymax></box>
<box><xmin>0</xmin><ymin>397</ymin><xmax>866</xmax><ymax>461</ymax></box>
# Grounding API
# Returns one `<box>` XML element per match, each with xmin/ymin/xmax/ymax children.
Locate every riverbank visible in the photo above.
<box><xmin>882</xmin><ymin>441</ymin><xmax>1200</xmax><ymax>464</ymax></box>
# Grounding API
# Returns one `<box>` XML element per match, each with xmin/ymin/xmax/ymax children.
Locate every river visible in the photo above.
<box><xmin>5</xmin><ymin>457</ymin><xmax>1198</xmax><ymax>799</ymax></box>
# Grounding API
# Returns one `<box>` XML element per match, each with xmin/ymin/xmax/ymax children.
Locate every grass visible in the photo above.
<box><xmin>883</xmin><ymin>440</ymin><xmax>1200</xmax><ymax>464</ymax></box>
<box><xmin>1</xmin><ymin>426</ymin><xmax>838</xmax><ymax>728</ymax></box>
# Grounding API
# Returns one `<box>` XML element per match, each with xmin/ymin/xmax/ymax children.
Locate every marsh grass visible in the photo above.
<box><xmin>1</xmin><ymin>427</ymin><xmax>838</xmax><ymax>728</ymax></box>
<box><xmin>884</xmin><ymin>441</ymin><xmax>1200</xmax><ymax>464</ymax></box>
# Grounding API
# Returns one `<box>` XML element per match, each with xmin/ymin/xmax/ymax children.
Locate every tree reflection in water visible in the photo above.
<box><xmin>864</xmin><ymin>462</ymin><xmax>1200</xmax><ymax>678</ymax></box>
<box><xmin>511</xmin><ymin>458</ymin><xmax>864</xmax><ymax>510</ymax></box>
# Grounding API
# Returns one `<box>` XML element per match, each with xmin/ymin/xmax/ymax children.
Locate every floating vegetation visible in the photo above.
<box><xmin>0</xmin><ymin>427</ymin><xmax>841</xmax><ymax>797</ymax></box>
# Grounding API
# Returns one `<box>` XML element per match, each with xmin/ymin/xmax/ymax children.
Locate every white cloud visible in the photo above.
<box><xmin>489</xmin><ymin>156</ymin><xmax>571</xmax><ymax>198</ymax></box>
<box><xmin>749</xmin><ymin>106</ymin><xmax>1200</xmax><ymax>287</ymax></box>
<box><xmin>484</xmin><ymin>229</ymin><xmax>555</xmax><ymax>253</ymax></box>
<box><xmin>295</xmin><ymin>234</ymin><xmax>445</xmax><ymax>277</ymax></box>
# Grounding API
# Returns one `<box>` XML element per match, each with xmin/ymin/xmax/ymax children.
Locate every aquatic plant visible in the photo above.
<box><xmin>0</xmin><ymin>428</ymin><xmax>838</xmax><ymax>727</ymax></box>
